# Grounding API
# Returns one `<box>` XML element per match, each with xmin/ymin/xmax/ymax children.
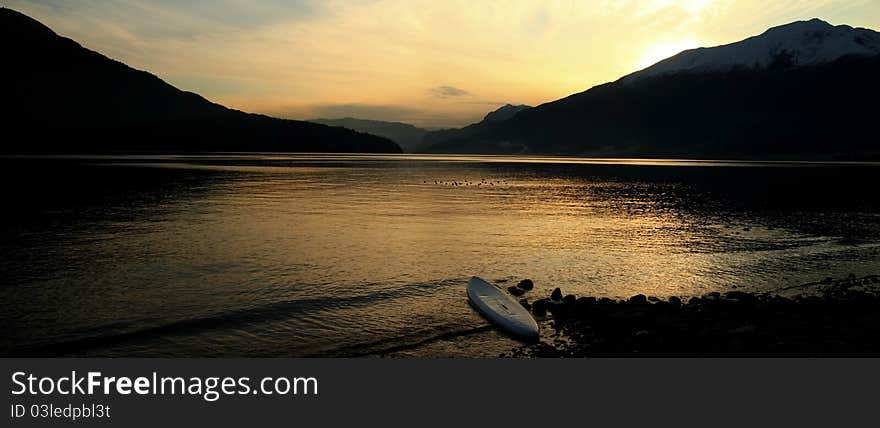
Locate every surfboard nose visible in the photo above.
<box><xmin>467</xmin><ymin>276</ymin><xmax>540</xmax><ymax>341</ymax></box>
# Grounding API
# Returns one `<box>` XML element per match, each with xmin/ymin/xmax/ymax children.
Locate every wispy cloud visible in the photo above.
<box><xmin>13</xmin><ymin>0</ymin><xmax>323</xmax><ymax>39</ymax></box>
<box><xmin>430</xmin><ymin>86</ymin><xmax>470</xmax><ymax>98</ymax></box>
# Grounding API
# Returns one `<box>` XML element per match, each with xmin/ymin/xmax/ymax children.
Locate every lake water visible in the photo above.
<box><xmin>2</xmin><ymin>154</ymin><xmax>879</xmax><ymax>357</ymax></box>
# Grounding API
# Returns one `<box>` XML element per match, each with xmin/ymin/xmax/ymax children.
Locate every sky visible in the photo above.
<box><xmin>8</xmin><ymin>0</ymin><xmax>880</xmax><ymax>128</ymax></box>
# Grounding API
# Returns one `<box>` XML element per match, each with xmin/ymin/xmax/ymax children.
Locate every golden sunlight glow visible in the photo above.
<box><xmin>8</xmin><ymin>0</ymin><xmax>880</xmax><ymax>127</ymax></box>
<box><xmin>636</xmin><ymin>40</ymin><xmax>701</xmax><ymax>71</ymax></box>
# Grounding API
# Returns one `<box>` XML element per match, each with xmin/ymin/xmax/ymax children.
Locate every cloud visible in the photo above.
<box><xmin>430</xmin><ymin>86</ymin><xmax>470</xmax><ymax>98</ymax></box>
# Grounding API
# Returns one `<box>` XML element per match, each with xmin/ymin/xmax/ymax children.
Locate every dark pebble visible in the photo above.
<box><xmin>550</xmin><ymin>288</ymin><xmax>563</xmax><ymax>301</ymax></box>
<box><xmin>548</xmin><ymin>301</ymin><xmax>568</xmax><ymax>317</ymax></box>
<box><xmin>629</xmin><ymin>294</ymin><xmax>648</xmax><ymax>304</ymax></box>
<box><xmin>532</xmin><ymin>299</ymin><xmax>549</xmax><ymax>316</ymax></box>
<box><xmin>516</xmin><ymin>279</ymin><xmax>534</xmax><ymax>291</ymax></box>
<box><xmin>519</xmin><ymin>299</ymin><xmax>531</xmax><ymax>310</ymax></box>
<box><xmin>576</xmin><ymin>296</ymin><xmax>597</xmax><ymax>308</ymax></box>
<box><xmin>725</xmin><ymin>291</ymin><xmax>753</xmax><ymax>302</ymax></box>
<box><xmin>507</xmin><ymin>286</ymin><xmax>525</xmax><ymax>297</ymax></box>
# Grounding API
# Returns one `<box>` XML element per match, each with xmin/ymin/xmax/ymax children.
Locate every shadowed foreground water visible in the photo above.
<box><xmin>1</xmin><ymin>154</ymin><xmax>879</xmax><ymax>357</ymax></box>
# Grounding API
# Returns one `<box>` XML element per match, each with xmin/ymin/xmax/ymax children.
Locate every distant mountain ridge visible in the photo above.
<box><xmin>420</xmin><ymin>104</ymin><xmax>531</xmax><ymax>153</ymax></box>
<box><xmin>421</xmin><ymin>19</ymin><xmax>880</xmax><ymax>159</ymax></box>
<box><xmin>310</xmin><ymin>104</ymin><xmax>532</xmax><ymax>153</ymax></box>
<box><xmin>309</xmin><ymin>118</ymin><xmax>429</xmax><ymax>152</ymax></box>
<box><xmin>481</xmin><ymin>104</ymin><xmax>532</xmax><ymax>123</ymax></box>
<box><xmin>0</xmin><ymin>8</ymin><xmax>401</xmax><ymax>154</ymax></box>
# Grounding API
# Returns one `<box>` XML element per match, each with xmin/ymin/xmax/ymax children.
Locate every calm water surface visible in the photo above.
<box><xmin>2</xmin><ymin>154</ymin><xmax>879</xmax><ymax>356</ymax></box>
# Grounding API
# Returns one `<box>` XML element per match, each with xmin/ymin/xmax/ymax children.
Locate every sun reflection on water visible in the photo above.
<box><xmin>2</xmin><ymin>154</ymin><xmax>879</xmax><ymax>356</ymax></box>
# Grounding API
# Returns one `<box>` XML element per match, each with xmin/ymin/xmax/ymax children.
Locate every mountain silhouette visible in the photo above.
<box><xmin>309</xmin><ymin>118</ymin><xmax>429</xmax><ymax>152</ymax></box>
<box><xmin>421</xmin><ymin>20</ymin><xmax>880</xmax><ymax>159</ymax></box>
<box><xmin>420</xmin><ymin>104</ymin><xmax>531</xmax><ymax>153</ymax></box>
<box><xmin>0</xmin><ymin>8</ymin><xmax>401</xmax><ymax>154</ymax></box>
<box><xmin>311</xmin><ymin>104</ymin><xmax>532</xmax><ymax>153</ymax></box>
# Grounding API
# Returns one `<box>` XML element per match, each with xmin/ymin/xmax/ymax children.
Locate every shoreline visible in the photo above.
<box><xmin>504</xmin><ymin>274</ymin><xmax>880</xmax><ymax>357</ymax></box>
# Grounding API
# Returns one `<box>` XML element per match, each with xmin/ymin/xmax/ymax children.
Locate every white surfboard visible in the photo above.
<box><xmin>467</xmin><ymin>276</ymin><xmax>540</xmax><ymax>340</ymax></box>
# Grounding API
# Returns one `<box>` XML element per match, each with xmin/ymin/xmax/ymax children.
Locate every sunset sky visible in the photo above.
<box><xmin>9</xmin><ymin>0</ymin><xmax>880</xmax><ymax>128</ymax></box>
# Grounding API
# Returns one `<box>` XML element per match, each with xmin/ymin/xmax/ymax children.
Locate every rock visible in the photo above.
<box><xmin>507</xmin><ymin>286</ymin><xmax>525</xmax><ymax>297</ymax></box>
<box><xmin>725</xmin><ymin>291</ymin><xmax>753</xmax><ymax>302</ymax></box>
<box><xmin>548</xmin><ymin>299</ymin><xmax>573</xmax><ymax>318</ymax></box>
<box><xmin>629</xmin><ymin>294</ymin><xmax>647</xmax><ymax>304</ymax></box>
<box><xmin>647</xmin><ymin>296</ymin><xmax>660</xmax><ymax>302</ymax></box>
<box><xmin>516</xmin><ymin>279</ymin><xmax>534</xmax><ymax>291</ymax></box>
<box><xmin>532</xmin><ymin>299</ymin><xmax>549</xmax><ymax>316</ymax></box>
<box><xmin>512</xmin><ymin>280</ymin><xmax>880</xmax><ymax>357</ymax></box>
<box><xmin>573</xmin><ymin>298</ymin><xmax>595</xmax><ymax>317</ymax></box>
<box><xmin>575</xmin><ymin>296</ymin><xmax>597</xmax><ymax>309</ymax></box>
<box><xmin>550</xmin><ymin>287</ymin><xmax>563</xmax><ymax>301</ymax></box>
<box><xmin>519</xmin><ymin>299</ymin><xmax>531</xmax><ymax>311</ymax></box>
<box><xmin>652</xmin><ymin>300</ymin><xmax>669</xmax><ymax>309</ymax></box>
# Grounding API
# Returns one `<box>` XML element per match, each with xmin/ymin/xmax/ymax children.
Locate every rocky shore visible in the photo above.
<box><xmin>503</xmin><ymin>275</ymin><xmax>880</xmax><ymax>357</ymax></box>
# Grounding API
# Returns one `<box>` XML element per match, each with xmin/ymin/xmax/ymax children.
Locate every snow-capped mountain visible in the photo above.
<box><xmin>623</xmin><ymin>19</ymin><xmax>880</xmax><ymax>83</ymax></box>
<box><xmin>419</xmin><ymin>19</ymin><xmax>880</xmax><ymax>159</ymax></box>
